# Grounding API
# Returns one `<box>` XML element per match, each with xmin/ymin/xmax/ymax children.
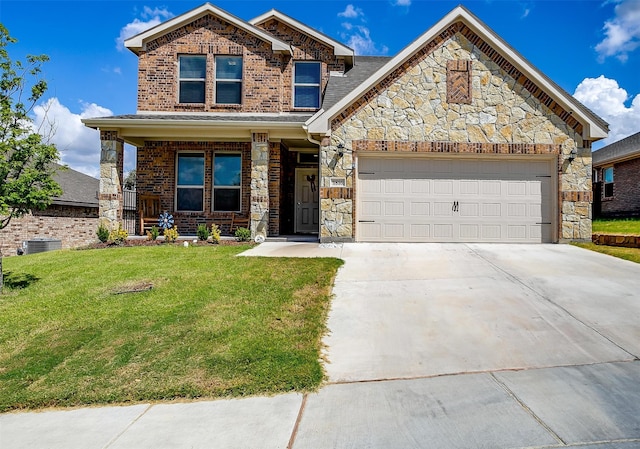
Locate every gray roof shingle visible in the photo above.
<box><xmin>322</xmin><ymin>56</ymin><xmax>392</xmax><ymax>111</ymax></box>
<box><xmin>95</xmin><ymin>114</ymin><xmax>314</xmax><ymax>123</ymax></box>
<box><xmin>52</xmin><ymin>165</ymin><xmax>99</xmax><ymax>207</ymax></box>
<box><xmin>593</xmin><ymin>131</ymin><xmax>640</xmax><ymax>167</ymax></box>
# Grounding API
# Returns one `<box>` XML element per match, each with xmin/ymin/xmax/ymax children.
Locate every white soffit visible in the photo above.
<box><xmin>125</xmin><ymin>3</ymin><xmax>291</xmax><ymax>55</ymax></box>
<box><xmin>307</xmin><ymin>6</ymin><xmax>607</xmax><ymax>140</ymax></box>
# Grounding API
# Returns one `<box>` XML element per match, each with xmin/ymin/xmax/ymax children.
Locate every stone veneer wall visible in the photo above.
<box><xmin>321</xmin><ymin>31</ymin><xmax>592</xmax><ymax>242</ymax></box>
<box><xmin>0</xmin><ymin>205</ymin><xmax>99</xmax><ymax>257</ymax></box>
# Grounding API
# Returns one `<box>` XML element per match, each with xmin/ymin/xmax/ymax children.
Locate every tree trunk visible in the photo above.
<box><xmin>0</xmin><ymin>253</ymin><xmax>3</xmax><ymax>294</ymax></box>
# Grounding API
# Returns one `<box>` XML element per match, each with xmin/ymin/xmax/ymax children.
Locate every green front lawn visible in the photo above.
<box><xmin>572</xmin><ymin>242</ymin><xmax>640</xmax><ymax>264</ymax></box>
<box><xmin>592</xmin><ymin>218</ymin><xmax>640</xmax><ymax>235</ymax></box>
<box><xmin>0</xmin><ymin>245</ymin><xmax>342</xmax><ymax>412</ymax></box>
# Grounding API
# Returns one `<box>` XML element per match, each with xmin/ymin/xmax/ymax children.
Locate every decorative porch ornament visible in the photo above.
<box><xmin>158</xmin><ymin>211</ymin><xmax>174</xmax><ymax>229</ymax></box>
<box><xmin>306</xmin><ymin>174</ymin><xmax>317</xmax><ymax>193</ymax></box>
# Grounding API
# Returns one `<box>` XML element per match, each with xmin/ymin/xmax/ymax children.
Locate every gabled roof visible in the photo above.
<box><xmin>249</xmin><ymin>9</ymin><xmax>354</xmax><ymax>64</ymax></box>
<box><xmin>125</xmin><ymin>2</ymin><xmax>291</xmax><ymax>55</ymax></box>
<box><xmin>52</xmin><ymin>165</ymin><xmax>99</xmax><ymax>208</ymax></box>
<box><xmin>593</xmin><ymin>131</ymin><xmax>640</xmax><ymax>167</ymax></box>
<box><xmin>306</xmin><ymin>5</ymin><xmax>608</xmax><ymax>141</ymax></box>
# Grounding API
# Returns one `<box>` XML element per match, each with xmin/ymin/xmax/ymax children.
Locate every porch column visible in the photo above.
<box><xmin>251</xmin><ymin>132</ymin><xmax>269</xmax><ymax>239</ymax></box>
<box><xmin>99</xmin><ymin>130</ymin><xmax>124</xmax><ymax>230</ymax></box>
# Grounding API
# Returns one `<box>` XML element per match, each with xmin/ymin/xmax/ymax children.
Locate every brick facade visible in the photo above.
<box><xmin>137</xmin><ymin>14</ymin><xmax>346</xmax><ymax>114</ymax></box>
<box><xmin>0</xmin><ymin>205</ymin><xmax>98</xmax><ymax>257</ymax></box>
<box><xmin>136</xmin><ymin>141</ymin><xmax>253</xmax><ymax>235</ymax></box>
<box><xmin>598</xmin><ymin>158</ymin><xmax>640</xmax><ymax>217</ymax></box>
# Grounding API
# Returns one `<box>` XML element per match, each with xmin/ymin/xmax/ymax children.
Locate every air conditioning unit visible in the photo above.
<box><xmin>26</xmin><ymin>238</ymin><xmax>62</xmax><ymax>255</ymax></box>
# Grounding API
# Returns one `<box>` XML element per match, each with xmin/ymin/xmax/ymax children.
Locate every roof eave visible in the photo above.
<box><xmin>124</xmin><ymin>3</ymin><xmax>291</xmax><ymax>55</ymax></box>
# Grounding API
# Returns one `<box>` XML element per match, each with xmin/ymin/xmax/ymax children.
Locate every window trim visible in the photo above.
<box><xmin>175</xmin><ymin>151</ymin><xmax>205</xmax><ymax>212</ymax></box>
<box><xmin>603</xmin><ymin>166</ymin><xmax>614</xmax><ymax>198</ymax></box>
<box><xmin>214</xmin><ymin>55</ymin><xmax>243</xmax><ymax>105</ymax></box>
<box><xmin>293</xmin><ymin>61</ymin><xmax>321</xmax><ymax>110</ymax></box>
<box><xmin>212</xmin><ymin>152</ymin><xmax>242</xmax><ymax>212</ymax></box>
<box><xmin>178</xmin><ymin>55</ymin><xmax>207</xmax><ymax>104</ymax></box>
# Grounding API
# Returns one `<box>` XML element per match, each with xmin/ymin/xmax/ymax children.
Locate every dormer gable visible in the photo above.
<box><xmin>124</xmin><ymin>2</ymin><xmax>292</xmax><ymax>55</ymax></box>
<box><xmin>250</xmin><ymin>9</ymin><xmax>354</xmax><ymax>69</ymax></box>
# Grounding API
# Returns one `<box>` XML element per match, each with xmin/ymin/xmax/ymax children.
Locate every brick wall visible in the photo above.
<box><xmin>136</xmin><ymin>141</ymin><xmax>253</xmax><ymax>235</ymax></box>
<box><xmin>600</xmin><ymin>158</ymin><xmax>640</xmax><ymax>217</ymax></box>
<box><xmin>137</xmin><ymin>14</ymin><xmax>345</xmax><ymax>114</ymax></box>
<box><xmin>0</xmin><ymin>205</ymin><xmax>99</xmax><ymax>257</ymax></box>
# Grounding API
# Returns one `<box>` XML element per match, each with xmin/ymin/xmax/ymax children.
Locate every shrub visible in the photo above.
<box><xmin>108</xmin><ymin>225</ymin><xmax>128</xmax><ymax>245</ymax></box>
<box><xmin>210</xmin><ymin>223</ymin><xmax>221</xmax><ymax>244</ymax></box>
<box><xmin>235</xmin><ymin>227</ymin><xmax>251</xmax><ymax>242</ymax></box>
<box><xmin>96</xmin><ymin>224</ymin><xmax>110</xmax><ymax>243</ymax></box>
<box><xmin>197</xmin><ymin>224</ymin><xmax>210</xmax><ymax>241</ymax></box>
<box><xmin>164</xmin><ymin>227</ymin><xmax>179</xmax><ymax>243</ymax></box>
<box><xmin>146</xmin><ymin>225</ymin><xmax>160</xmax><ymax>241</ymax></box>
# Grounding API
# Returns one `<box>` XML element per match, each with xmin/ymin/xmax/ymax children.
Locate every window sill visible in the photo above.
<box><xmin>292</xmin><ymin>108</ymin><xmax>320</xmax><ymax>112</ymax></box>
<box><xmin>213</xmin><ymin>104</ymin><xmax>242</xmax><ymax>109</ymax></box>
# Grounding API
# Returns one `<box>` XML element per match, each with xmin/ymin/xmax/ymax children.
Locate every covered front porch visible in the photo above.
<box><xmin>83</xmin><ymin>115</ymin><xmax>320</xmax><ymax>240</ymax></box>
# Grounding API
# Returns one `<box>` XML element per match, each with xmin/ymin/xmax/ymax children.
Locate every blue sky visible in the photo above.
<box><xmin>2</xmin><ymin>0</ymin><xmax>639</xmax><ymax>177</ymax></box>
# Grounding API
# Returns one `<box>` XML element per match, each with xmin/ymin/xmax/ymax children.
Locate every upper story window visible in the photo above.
<box><xmin>603</xmin><ymin>166</ymin><xmax>614</xmax><ymax>198</ymax></box>
<box><xmin>215</xmin><ymin>56</ymin><xmax>243</xmax><ymax>105</ymax></box>
<box><xmin>176</xmin><ymin>153</ymin><xmax>205</xmax><ymax>211</ymax></box>
<box><xmin>293</xmin><ymin>61</ymin><xmax>321</xmax><ymax>109</ymax></box>
<box><xmin>213</xmin><ymin>153</ymin><xmax>242</xmax><ymax>212</ymax></box>
<box><xmin>179</xmin><ymin>55</ymin><xmax>206</xmax><ymax>104</ymax></box>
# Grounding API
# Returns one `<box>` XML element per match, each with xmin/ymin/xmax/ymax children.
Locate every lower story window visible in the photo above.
<box><xmin>213</xmin><ymin>153</ymin><xmax>241</xmax><ymax>211</ymax></box>
<box><xmin>603</xmin><ymin>166</ymin><xmax>614</xmax><ymax>198</ymax></box>
<box><xmin>176</xmin><ymin>153</ymin><xmax>205</xmax><ymax>211</ymax></box>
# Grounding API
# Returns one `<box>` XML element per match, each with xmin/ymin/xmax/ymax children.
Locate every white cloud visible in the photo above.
<box><xmin>31</xmin><ymin>98</ymin><xmax>130</xmax><ymax>178</ymax></box>
<box><xmin>393</xmin><ymin>0</ymin><xmax>412</xmax><ymax>6</ymax></box>
<box><xmin>573</xmin><ymin>75</ymin><xmax>640</xmax><ymax>148</ymax></box>
<box><xmin>338</xmin><ymin>4</ymin><xmax>363</xmax><ymax>19</ymax></box>
<box><xmin>338</xmin><ymin>5</ymin><xmax>388</xmax><ymax>55</ymax></box>
<box><xmin>347</xmin><ymin>26</ymin><xmax>389</xmax><ymax>55</ymax></box>
<box><xmin>116</xmin><ymin>6</ymin><xmax>174</xmax><ymax>51</ymax></box>
<box><xmin>595</xmin><ymin>0</ymin><xmax>640</xmax><ymax>62</ymax></box>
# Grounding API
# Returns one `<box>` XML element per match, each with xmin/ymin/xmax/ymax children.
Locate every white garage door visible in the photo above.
<box><xmin>357</xmin><ymin>157</ymin><xmax>554</xmax><ymax>243</ymax></box>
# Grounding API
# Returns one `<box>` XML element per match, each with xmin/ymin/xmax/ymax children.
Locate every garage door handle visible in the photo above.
<box><xmin>536</xmin><ymin>222</ymin><xmax>552</xmax><ymax>225</ymax></box>
<box><xmin>358</xmin><ymin>220</ymin><xmax>375</xmax><ymax>223</ymax></box>
<box><xmin>452</xmin><ymin>201</ymin><xmax>459</xmax><ymax>212</ymax></box>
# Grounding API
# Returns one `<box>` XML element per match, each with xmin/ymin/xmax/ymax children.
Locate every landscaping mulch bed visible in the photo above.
<box><xmin>83</xmin><ymin>238</ymin><xmax>254</xmax><ymax>250</ymax></box>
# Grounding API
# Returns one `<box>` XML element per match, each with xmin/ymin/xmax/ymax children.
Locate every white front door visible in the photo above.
<box><xmin>295</xmin><ymin>168</ymin><xmax>319</xmax><ymax>233</ymax></box>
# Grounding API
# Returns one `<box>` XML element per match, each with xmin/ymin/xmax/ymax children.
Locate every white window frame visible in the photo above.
<box><xmin>214</xmin><ymin>56</ymin><xmax>243</xmax><ymax>105</ymax></box>
<box><xmin>213</xmin><ymin>152</ymin><xmax>242</xmax><ymax>212</ymax></box>
<box><xmin>175</xmin><ymin>151</ymin><xmax>205</xmax><ymax>212</ymax></box>
<box><xmin>178</xmin><ymin>55</ymin><xmax>207</xmax><ymax>104</ymax></box>
<box><xmin>293</xmin><ymin>61</ymin><xmax>321</xmax><ymax>109</ymax></box>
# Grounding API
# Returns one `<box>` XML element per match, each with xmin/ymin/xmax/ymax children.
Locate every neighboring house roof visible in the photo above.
<box><xmin>52</xmin><ymin>165</ymin><xmax>99</xmax><ymax>208</ymax></box>
<box><xmin>124</xmin><ymin>2</ymin><xmax>292</xmax><ymax>55</ymax></box>
<box><xmin>322</xmin><ymin>56</ymin><xmax>392</xmax><ymax>111</ymax></box>
<box><xmin>249</xmin><ymin>9</ymin><xmax>354</xmax><ymax>65</ymax></box>
<box><xmin>593</xmin><ymin>131</ymin><xmax>640</xmax><ymax>167</ymax></box>
<box><xmin>305</xmin><ymin>5</ymin><xmax>609</xmax><ymax>142</ymax></box>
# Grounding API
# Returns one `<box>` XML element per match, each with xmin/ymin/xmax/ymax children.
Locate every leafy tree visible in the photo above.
<box><xmin>124</xmin><ymin>169</ymin><xmax>136</xmax><ymax>190</ymax></box>
<box><xmin>0</xmin><ymin>25</ymin><xmax>62</xmax><ymax>292</ymax></box>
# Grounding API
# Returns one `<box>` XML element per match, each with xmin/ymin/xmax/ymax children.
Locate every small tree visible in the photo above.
<box><xmin>124</xmin><ymin>169</ymin><xmax>136</xmax><ymax>190</ymax></box>
<box><xmin>0</xmin><ymin>25</ymin><xmax>62</xmax><ymax>292</ymax></box>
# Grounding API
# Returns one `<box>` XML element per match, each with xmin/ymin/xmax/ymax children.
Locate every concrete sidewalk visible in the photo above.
<box><xmin>2</xmin><ymin>243</ymin><xmax>640</xmax><ymax>449</ymax></box>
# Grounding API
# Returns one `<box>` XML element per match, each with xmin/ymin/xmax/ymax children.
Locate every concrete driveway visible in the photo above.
<box><xmin>323</xmin><ymin>243</ymin><xmax>639</xmax><ymax>382</ymax></box>
<box><xmin>3</xmin><ymin>243</ymin><xmax>640</xmax><ymax>449</ymax></box>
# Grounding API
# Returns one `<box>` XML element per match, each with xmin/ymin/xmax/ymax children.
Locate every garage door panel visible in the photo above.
<box><xmin>357</xmin><ymin>157</ymin><xmax>554</xmax><ymax>243</ymax></box>
<box><xmin>385</xmin><ymin>202</ymin><xmax>404</xmax><ymax>216</ymax></box>
<box><xmin>410</xmin><ymin>202</ymin><xmax>430</xmax><ymax>216</ymax></box>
